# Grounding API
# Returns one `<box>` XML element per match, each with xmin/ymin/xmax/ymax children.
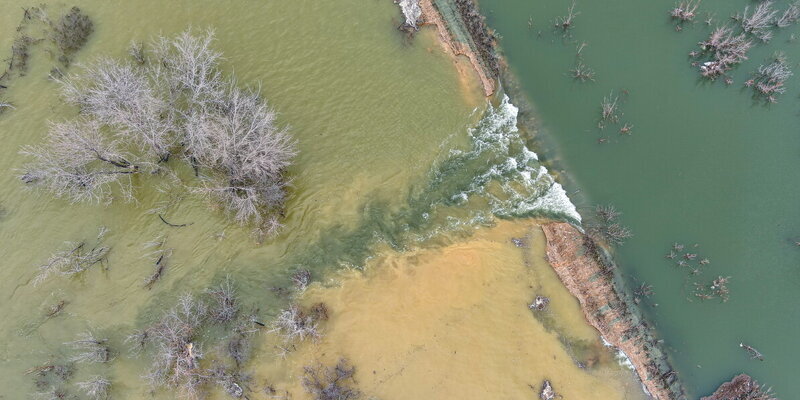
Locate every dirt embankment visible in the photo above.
<box><xmin>542</xmin><ymin>222</ymin><xmax>685</xmax><ymax>400</ymax></box>
<box><xmin>418</xmin><ymin>0</ymin><xmax>497</xmax><ymax>96</ymax></box>
<box><xmin>700</xmin><ymin>374</ymin><xmax>777</xmax><ymax>400</ymax></box>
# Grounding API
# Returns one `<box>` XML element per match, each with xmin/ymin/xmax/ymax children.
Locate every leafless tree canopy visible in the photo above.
<box><xmin>20</xmin><ymin>30</ymin><xmax>297</xmax><ymax>235</ymax></box>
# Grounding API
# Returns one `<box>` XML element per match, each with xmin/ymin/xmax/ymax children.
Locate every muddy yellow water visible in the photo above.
<box><xmin>1</xmin><ymin>0</ymin><xmax>642</xmax><ymax>398</ymax></box>
<box><xmin>259</xmin><ymin>220</ymin><xmax>645</xmax><ymax>400</ymax></box>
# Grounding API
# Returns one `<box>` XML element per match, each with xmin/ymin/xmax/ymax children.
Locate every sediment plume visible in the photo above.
<box><xmin>542</xmin><ymin>222</ymin><xmax>685</xmax><ymax>400</ymax></box>
<box><xmin>417</xmin><ymin>0</ymin><xmax>498</xmax><ymax>96</ymax></box>
<box><xmin>701</xmin><ymin>374</ymin><xmax>777</xmax><ymax>400</ymax></box>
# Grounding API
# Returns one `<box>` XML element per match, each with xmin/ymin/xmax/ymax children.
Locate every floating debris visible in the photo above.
<box><xmin>540</xmin><ymin>380</ymin><xmax>556</xmax><ymax>400</ymax></box>
<box><xmin>529</xmin><ymin>296</ymin><xmax>550</xmax><ymax>311</ymax></box>
<box><xmin>740</xmin><ymin>343</ymin><xmax>765</xmax><ymax>361</ymax></box>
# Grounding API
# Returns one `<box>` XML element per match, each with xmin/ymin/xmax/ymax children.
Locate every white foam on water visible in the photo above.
<box><xmin>456</xmin><ymin>95</ymin><xmax>581</xmax><ymax>222</ymax></box>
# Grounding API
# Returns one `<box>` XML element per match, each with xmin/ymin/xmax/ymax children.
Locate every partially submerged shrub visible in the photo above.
<box><xmin>736</xmin><ymin>1</ymin><xmax>779</xmax><ymax>42</ymax></box>
<box><xmin>50</xmin><ymin>7</ymin><xmax>93</xmax><ymax>58</ymax></box>
<box><xmin>136</xmin><ymin>294</ymin><xmax>208</xmax><ymax>399</ymax></box>
<box><xmin>270</xmin><ymin>304</ymin><xmax>321</xmax><ymax>343</ymax></box>
<box><xmin>302</xmin><ymin>358</ymin><xmax>360</xmax><ymax>400</ymax></box>
<box><xmin>207</xmin><ymin>276</ymin><xmax>239</xmax><ymax>324</ymax></box>
<box><xmin>586</xmin><ymin>204</ymin><xmax>632</xmax><ymax>246</ymax></box>
<box><xmin>777</xmin><ymin>1</ymin><xmax>800</xmax><ymax>28</ymax></box>
<box><xmin>746</xmin><ymin>53</ymin><xmax>793</xmax><ymax>103</ymax></box>
<box><xmin>554</xmin><ymin>1</ymin><xmax>578</xmax><ymax>34</ymax></box>
<box><xmin>291</xmin><ymin>269</ymin><xmax>312</xmax><ymax>291</ymax></box>
<box><xmin>130</xmin><ymin>279</ymin><xmax>262</xmax><ymax>399</ymax></box>
<box><xmin>670</xmin><ymin>1</ymin><xmax>699</xmax><ymax>23</ymax></box>
<box><xmin>76</xmin><ymin>376</ymin><xmax>111</xmax><ymax>400</ymax></box>
<box><xmin>695</xmin><ymin>25</ymin><xmax>753</xmax><ymax>79</ymax></box>
<box><xmin>21</xmin><ymin>30</ymin><xmax>296</xmax><ymax>237</ymax></box>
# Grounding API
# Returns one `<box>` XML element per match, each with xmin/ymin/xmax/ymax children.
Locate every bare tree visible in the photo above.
<box><xmin>76</xmin><ymin>376</ymin><xmax>111</xmax><ymax>400</ymax></box>
<box><xmin>21</xmin><ymin>30</ymin><xmax>297</xmax><ymax>237</ymax></box>
<box><xmin>66</xmin><ymin>332</ymin><xmax>110</xmax><ymax>363</ymax></box>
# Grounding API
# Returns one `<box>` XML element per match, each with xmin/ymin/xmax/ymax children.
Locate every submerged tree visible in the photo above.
<box><xmin>20</xmin><ymin>30</ymin><xmax>297</xmax><ymax>237</ymax></box>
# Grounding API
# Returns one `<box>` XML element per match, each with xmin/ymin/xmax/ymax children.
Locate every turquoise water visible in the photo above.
<box><xmin>480</xmin><ymin>0</ymin><xmax>800</xmax><ymax>397</ymax></box>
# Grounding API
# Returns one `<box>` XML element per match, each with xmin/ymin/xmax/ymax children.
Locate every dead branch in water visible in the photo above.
<box><xmin>570</xmin><ymin>59</ymin><xmax>595</xmax><ymax>82</ymax></box>
<box><xmin>554</xmin><ymin>1</ymin><xmax>579</xmax><ymax>34</ymax></box>
<box><xmin>143</xmin><ymin>236</ymin><xmax>171</xmax><ymax>289</ymax></box>
<box><xmin>598</xmin><ymin>91</ymin><xmax>620</xmax><ymax>129</ymax></box>
<box><xmin>740</xmin><ymin>342</ymin><xmax>765</xmax><ymax>361</ymax></box>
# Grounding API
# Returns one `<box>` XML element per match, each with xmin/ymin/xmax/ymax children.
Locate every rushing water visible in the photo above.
<box><xmin>480</xmin><ymin>0</ymin><xmax>800</xmax><ymax>397</ymax></box>
<box><xmin>0</xmin><ymin>1</ymin><xmax>626</xmax><ymax>398</ymax></box>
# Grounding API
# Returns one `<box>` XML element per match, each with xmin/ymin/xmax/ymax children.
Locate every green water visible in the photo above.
<box><xmin>480</xmin><ymin>0</ymin><xmax>800</xmax><ymax>397</ymax></box>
